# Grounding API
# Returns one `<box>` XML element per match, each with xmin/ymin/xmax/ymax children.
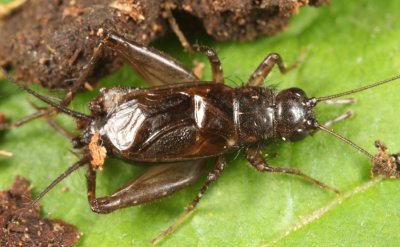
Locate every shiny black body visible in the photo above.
<box><xmin>78</xmin><ymin>82</ymin><xmax>314</xmax><ymax>164</ymax></box>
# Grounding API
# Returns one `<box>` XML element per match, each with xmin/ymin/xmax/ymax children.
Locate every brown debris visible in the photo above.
<box><xmin>371</xmin><ymin>140</ymin><xmax>400</xmax><ymax>179</ymax></box>
<box><xmin>0</xmin><ymin>112</ymin><xmax>9</xmax><ymax>133</ymax></box>
<box><xmin>0</xmin><ymin>0</ymin><xmax>329</xmax><ymax>90</ymax></box>
<box><xmin>0</xmin><ymin>176</ymin><xmax>81</xmax><ymax>246</ymax></box>
<box><xmin>60</xmin><ymin>187</ymin><xmax>69</xmax><ymax>193</ymax></box>
<box><xmin>0</xmin><ymin>112</ymin><xmax>5</xmax><ymax>124</ymax></box>
<box><xmin>89</xmin><ymin>133</ymin><xmax>107</xmax><ymax>171</ymax></box>
<box><xmin>0</xmin><ymin>150</ymin><xmax>13</xmax><ymax>157</ymax></box>
<box><xmin>192</xmin><ymin>60</ymin><xmax>205</xmax><ymax>79</ymax></box>
<box><xmin>62</xmin><ymin>6</ymin><xmax>82</xmax><ymax>18</ymax></box>
<box><xmin>110</xmin><ymin>0</ymin><xmax>145</xmax><ymax>22</ymax></box>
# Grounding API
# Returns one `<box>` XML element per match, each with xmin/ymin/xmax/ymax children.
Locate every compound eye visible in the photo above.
<box><xmin>291</xmin><ymin>88</ymin><xmax>307</xmax><ymax>98</ymax></box>
<box><xmin>290</xmin><ymin>128</ymin><xmax>308</xmax><ymax>141</ymax></box>
<box><xmin>287</xmin><ymin>118</ymin><xmax>318</xmax><ymax>141</ymax></box>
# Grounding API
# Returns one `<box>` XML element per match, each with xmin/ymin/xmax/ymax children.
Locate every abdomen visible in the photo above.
<box><xmin>99</xmin><ymin>83</ymin><xmax>238</xmax><ymax>163</ymax></box>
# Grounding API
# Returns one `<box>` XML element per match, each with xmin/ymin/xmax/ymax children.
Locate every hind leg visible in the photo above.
<box><xmin>86</xmin><ymin>159</ymin><xmax>207</xmax><ymax>213</ymax></box>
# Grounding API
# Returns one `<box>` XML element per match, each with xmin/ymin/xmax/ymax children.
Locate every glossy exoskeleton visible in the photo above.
<box><xmin>5</xmin><ymin>32</ymin><xmax>400</xmax><ymax>243</ymax></box>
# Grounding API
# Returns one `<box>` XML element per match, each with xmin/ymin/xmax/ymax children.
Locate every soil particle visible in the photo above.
<box><xmin>0</xmin><ymin>176</ymin><xmax>81</xmax><ymax>246</ymax></box>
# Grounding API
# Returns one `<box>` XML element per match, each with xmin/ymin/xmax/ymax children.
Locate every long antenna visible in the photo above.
<box><xmin>28</xmin><ymin>155</ymin><xmax>91</xmax><ymax>209</ymax></box>
<box><xmin>318</xmin><ymin>125</ymin><xmax>374</xmax><ymax>160</ymax></box>
<box><xmin>1</xmin><ymin>68</ymin><xmax>93</xmax><ymax>121</ymax></box>
<box><xmin>316</xmin><ymin>74</ymin><xmax>400</xmax><ymax>102</ymax></box>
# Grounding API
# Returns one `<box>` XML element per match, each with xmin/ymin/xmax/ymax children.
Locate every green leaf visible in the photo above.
<box><xmin>1</xmin><ymin>1</ymin><xmax>400</xmax><ymax>246</ymax></box>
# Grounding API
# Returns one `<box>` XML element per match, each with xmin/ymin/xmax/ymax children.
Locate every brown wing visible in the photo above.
<box><xmin>99</xmin><ymin>83</ymin><xmax>238</xmax><ymax>163</ymax></box>
<box><xmin>128</xmin><ymin>48</ymin><xmax>199</xmax><ymax>86</ymax></box>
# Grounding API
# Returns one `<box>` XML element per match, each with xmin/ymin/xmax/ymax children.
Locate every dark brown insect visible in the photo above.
<box><xmin>3</xmin><ymin>32</ymin><xmax>400</xmax><ymax>243</ymax></box>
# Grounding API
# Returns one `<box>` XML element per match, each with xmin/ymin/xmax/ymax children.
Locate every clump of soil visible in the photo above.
<box><xmin>176</xmin><ymin>0</ymin><xmax>330</xmax><ymax>41</ymax></box>
<box><xmin>0</xmin><ymin>0</ymin><xmax>329</xmax><ymax>90</ymax></box>
<box><xmin>0</xmin><ymin>176</ymin><xmax>81</xmax><ymax>246</ymax></box>
<box><xmin>0</xmin><ymin>0</ymin><xmax>166</xmax><ymax>89</ymax></box>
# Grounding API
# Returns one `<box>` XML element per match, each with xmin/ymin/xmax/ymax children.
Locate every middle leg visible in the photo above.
<box><xmin>247</xmin><ymin>52</ymin><xmax>302</xmax><ymax>87</ymax></box>
<box><xmin>151</xmin><ymin>155</ymin><xmax>227</xmax><ymax>244</ymax></box>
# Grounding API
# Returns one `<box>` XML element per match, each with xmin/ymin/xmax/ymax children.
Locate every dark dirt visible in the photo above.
<box><xmin>0</xmin><ymin>176</ymin><xmax>81</xmax><ymax>246</ymax></box>
<box><xmin>0</xmin><ymin>0</ymin><xmax>330</xmax><ymax>90</ymax></box>
<box><xmin>175</xmin><ymin>0</ymin><xmax>330</xmax><ymax>41</ymax></box>
<box><xmin>0</xmin><ymin>0</ymin><xmax>166</xmax><ymax>89</ymax></box>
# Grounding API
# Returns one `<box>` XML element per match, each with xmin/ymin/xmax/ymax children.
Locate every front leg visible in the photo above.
<box><xmin>192</xmin><ymin>45</ymin><xmax>224</xmax><ymax>83</ymax></box>
<box><xmin>245</xmin><ymin>147</ymin><xmax>339</xmax><ymax>194</ymax></box>
<box><xmin>247</xmin><ymin>53</ymin><xmax>300</xmax><ymax>87</ymax></box>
